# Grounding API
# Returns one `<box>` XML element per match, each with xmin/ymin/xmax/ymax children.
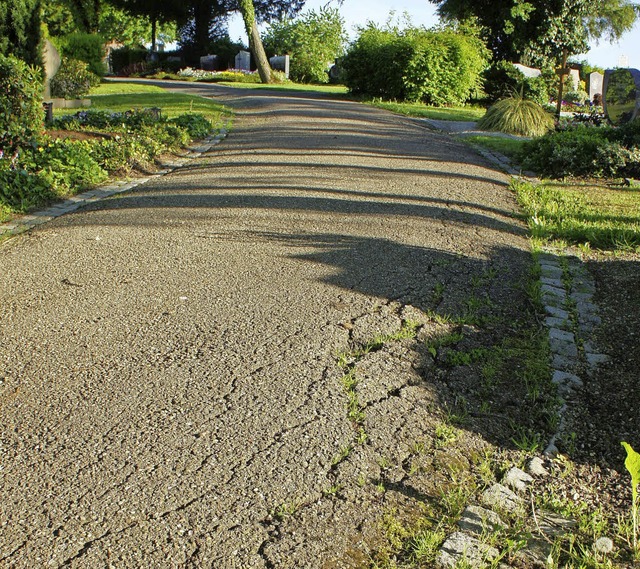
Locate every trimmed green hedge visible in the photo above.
<box><xmin>342</xmin><ymin>25</ymin><xmax>489</xmax><ymax>106</ymax></box>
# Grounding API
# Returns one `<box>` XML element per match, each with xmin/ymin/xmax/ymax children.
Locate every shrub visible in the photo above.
<box><xmin>482</xmin><ymin>60</ymin><xmax>550</xmax><ymax>105</ymax></box>
<box><xmin>263</xmin><ymin>7</ymin><xmax>347</xmax><ymax>83</ymax></box>
<box><xmin>342</xmin><ymin>24</ymin><xmax>489</xmax><ymax>105</ymax></box>
<box><xmin>50</xmin><ymin>58</ymin><xmax>100</xmax><ymax>99</ymax></box>
<box><xmin>478</xmin><ymin>96</ymin><xmax>554</xmax><ymax>137</ymax></box>
<box><xmin>109</xmin><ymin>46</ymin><xmax>148</xmax><ymax>75</ymax></box>
<box><xmin>59</xmin><ymin>33</ymin><xmax>106</xmax><ymax>76</ymax></box>
<box><xmin>520</xmin><ymin>125</ymin><xmax>640</xmax><ymax>178</ymax></box>
<box><xmin>0</xmin><ymin>54</ymin><xmax>43</xmax><ymax>153</ymax></box>
<box><xmin>169</xmin><ymin>114</ymin><xmax>212</xmax><ymax>139</ymax></box>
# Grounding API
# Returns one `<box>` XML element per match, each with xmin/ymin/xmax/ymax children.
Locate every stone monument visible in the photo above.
<box><xmin>588</xmin><ymin>72</ymin><xmax>603</xmax><ymax>102</ymax></box>
<box><xmin>200</xmin><ymin>54</ymin><xmax>220</xmax><ymax>71</ymax></box>
<box><xmin>43</xmin><ymin>39</ymin><xmax>61</xmax><ymax>101</ymax></box>
<box><xmin>269</xmin><ymin>55</ymin><xmax>289</xmax><ymax>79</ymax></box>
<box><xmin>235</xmin><ymin>50</ymin><xmax>251</xmax><ymax>71</ymax></box>
<box><xmin>603</xmin><ymin>68</ymin><xmax>640</xmax><ymax>125</ymax></box>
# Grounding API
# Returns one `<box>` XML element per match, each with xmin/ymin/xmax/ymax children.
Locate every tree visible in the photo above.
<box><xmin>237</xmin><ymin>0</ymin><xmax>271</xmax><ymax>82</ymax></box>
<box><xmin>263</xmin><ymin>6</ymin><xmax>347</xmax><ymax>83</ymax></box>
<box><xmin>0</xmin><ymin>0</ymin><xmax>43</xmax><ymax>66</ymax></box>
<box><xmin>429</xmin><ymin>0</ymin><xmax>638</xmax><ymax>66</ymax></box>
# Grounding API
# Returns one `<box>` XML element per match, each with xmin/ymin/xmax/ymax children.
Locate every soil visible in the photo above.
<box><xmin>541</xmin><ymin>250</ymin><xmax>640</xmax><ymax>553</ymax></box>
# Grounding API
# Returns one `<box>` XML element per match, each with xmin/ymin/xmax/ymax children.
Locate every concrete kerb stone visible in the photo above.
<box><xmin>0</xmin><ymin>129</ymin><xmax>228</xmax><ymax>241</ymax></box>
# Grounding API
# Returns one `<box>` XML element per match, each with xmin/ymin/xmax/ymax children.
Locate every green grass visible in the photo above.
<box><xmin>72</xmin><ymin>82</ymin><xmax>231</xmax><ymax>123</ymax></box>
<box><xmin>512</xmin><ymin>179</ymin><xmax>640</xmax><ymax>252</ymax></box>
<box><xmin>369</xmin><ymin>100</ymin><xmax>486</xmax><ymax>122</ymax></box>
<box><xmin>464</xmin><ymin>135</ymin><xmax>527</xmax><ymax>160</ymax></box>
<box><xmin>218</xmin><ymin>81</ymin><xmax>349</xmax><ymax>96</ymax></box>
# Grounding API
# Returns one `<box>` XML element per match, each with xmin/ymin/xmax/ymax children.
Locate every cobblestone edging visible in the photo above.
<box><xmin>0</xmin><ymin>128</ymin><xmax>228</xmax><ymax>241</ymax></box>
<box><xmin>537</xmin><ymin>251</ymin><xmax>609</xmax><ymax>457</ymax></box>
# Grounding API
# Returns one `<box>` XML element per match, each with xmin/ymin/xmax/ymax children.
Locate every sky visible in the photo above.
<box><xmin>226</xmin><ymin>0</ymin><xmax>640</xmax><ymax>70</ymax></box>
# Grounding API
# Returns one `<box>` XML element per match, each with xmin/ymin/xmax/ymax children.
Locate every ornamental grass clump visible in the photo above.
<box><xmin>478</xmin><ymin>96</ymin><xmax>554</xmax><ymax>137</ymax></box>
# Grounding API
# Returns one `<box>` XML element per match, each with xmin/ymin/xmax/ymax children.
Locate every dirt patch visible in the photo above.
<box><xmin>46</xmin><ymin>129</ymin><xmax>118</xmax><ymax>142</ymax></box>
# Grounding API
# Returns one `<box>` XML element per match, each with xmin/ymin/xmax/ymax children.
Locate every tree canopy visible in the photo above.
<box><xmin>429</xmin><ymin>0</ymin><xmax>639</xmax><ymax>65</ymax></box>
<box><xmin>0</xmin><ymin>0</ymin><xmax>43</xmax><ymax>66</ymax></box>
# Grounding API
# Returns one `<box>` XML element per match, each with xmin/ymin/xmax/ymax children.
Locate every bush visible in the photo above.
<box><xmin>59</xmin><ymin>33</ymin><xmax>106</xmax><ymax>76</ymax></box>
<box><xmin>342</xmin><ymin>24</ymin><xmax>489</xmax><ymax>105</ymax></box>
<box><xmin>0</xmin><ymin>54</ymin><xmax>43</xmax><ymax>153</ymax></box>
<box><xmin>50</xmin><ymin>58</ymin><xmax>100</xmax><ymax>99</ymax></box>
<box><xmin>109</xmin><ymin>46</ymin><xmax>148</xmax><ymax>75</ymax></box>
<box><xmin>169</xmin><ymin>114</ymin><xmax>212</xmax><ymax>139</ymax></box>
<box><xmin>520</xmin><ymin>125</ymin><xmax>640</xmax><ymax>178</ymax></box>
<box><xmin>263</xmin><ymin>7</ymin><xmax>347</xmax><ymax>83</ymax></box>
<box><xmin>478</xmin><ymin>96</ymin><xmax>554</xmax><ymax>137</ymax></box>
<box><xmin>482</xmin><ymin>60</ymin><xmax>550</xmax><ymax>105</ymax></box>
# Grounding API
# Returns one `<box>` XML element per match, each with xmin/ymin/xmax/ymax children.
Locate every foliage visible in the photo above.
<box><xmin>342</xmin><ymin>23</ymin><xmax>489</xmax><ymax>106</ymax></box>
<box><xmin>50</xmin><ymin>58</ymin><xmax>101</xmax><ymax>99</ymax></box>
<box><xmin>622</xmin><ymin>442</ymin><xmax>640</xmax><ymax>553</ymax></box>
<box><xmin>521</xmin><ymin>123</ymin><xmax>640</xmax><ymax>178</ymax></box>
<box><xmin>57</xmin><ymin>32</ymin><xmax>106</xmax><ymax>76</ymax></box>
<box><xmin>429</xmin><ymin>0</ymin><xmax>638</xmax><ymax>66</ymax></box>
<box><xmin>109</xmin><ymin>46</ymin><xmax>149</xmax><ymax>74</ymax></box>
<box><xmin>0</xmin><ymin>0</ymin><xmax>43</xmax><ymax>66</ymax></box>
<box><xmin>0</xmin><ymin>55</ymin><xmax>43</xmax><ymax>154</ymax></box>
<box><xmin>262</xmin><ymin>7</ymin><xmax>347</xmax><ymax>83</ymax></box>
<box><xmin>512</xmin><ymin>178</ymin><xmax>640</xmax><ymax>251</ymax></box>
<box><xmin>169</xmin><ymin>113</ymin><xmax>213</xmax><ymax>139</ymax></box>
<box><xmin>368</xmin><ymin>100</ymin><xmax>486</xmax><ymax>121</ymax></box>
<box><xmin>477</xmin><ymin>96</ymin><xmax>554</xmax><ymax>137</ymax></box>
<box><xmin>482</xmin><ymin>60</ymin><xmax>550</xmax><ymax>105</ymax></box>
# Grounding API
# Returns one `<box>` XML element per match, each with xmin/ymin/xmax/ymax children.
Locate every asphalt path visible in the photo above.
<box><xmin>0</xmin><ymin>83</ymin><xmax>531</xmax><ymax>567</ymax></box>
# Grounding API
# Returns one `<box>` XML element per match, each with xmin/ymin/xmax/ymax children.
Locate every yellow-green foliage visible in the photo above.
<box><xmin>478</xmin><ymin>97</ymin><xmax>554</xmax><ymax>137</ymax></box>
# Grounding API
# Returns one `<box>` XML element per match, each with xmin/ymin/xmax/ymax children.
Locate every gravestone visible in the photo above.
<box><xmin>235</xmin><ymin>50</ymin><xmax>251</xmax><ymax>71</ymax></box>
<box><xmin>568</xmin><ymin>68</ymin><xmax>581</xmax><ymax>91</ymax></box>
<box><xmin>588</xmin><ymin>72</ymin><xmax>603</xmax><ymax>102</ymax></box>
<box><xmin>43</xmin><ymin>39</ymin><xmax>61</xmax><ymax>100</ymax></box>
<box><xmin>200</xmin><ymin>54</ymin><xmax>219</xmax><ymax>71</ymax></box>
<box><xmin>513</xmin><ymin>63</ymin><xmax>541</xmax><ymax>78</ymax></box>
<box><xmin>269</xmin><ymin>55</ymin><xmax>290</xmax><ymax>78</ymax></box>
<box><xmin>603</xmin><ymin>68</ymin><xmax>640</xmax><ymax>125</ymax></box>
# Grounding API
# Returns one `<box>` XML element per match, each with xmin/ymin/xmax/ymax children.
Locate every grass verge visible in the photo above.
<box><xmin>464</xmin><ymin>135</ymin><xmax>527</xmax><ymax>161</ymax></box>
<box><xmin>368</xmin><ymin>100</ymin><xmax>486</xmax><ymax>122</ymax></box>
<box><xmin>512</xmin><ymin>178</ymin><xmax>640</xmax><ymax>253</ymax></box>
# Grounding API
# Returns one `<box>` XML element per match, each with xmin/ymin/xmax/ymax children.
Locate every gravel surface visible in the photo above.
<box><xmin>0</xmin><ymin>84</ymin><xmax>534</xmax><ymax>567</ymax></box>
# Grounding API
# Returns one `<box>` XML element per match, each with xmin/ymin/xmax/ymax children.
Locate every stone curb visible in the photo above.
<box><xmin>0</xmin><ymin>128</ymin><xmax>228</xmax><ymax>241</ymax></box>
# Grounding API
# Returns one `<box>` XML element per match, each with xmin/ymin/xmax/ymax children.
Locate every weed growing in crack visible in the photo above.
<box><xmin>435</xmin><ymin>422</ymin><xmax>458</xmax><ymax>448</ymax></box>
<box><xmin>323</xmin><ymin>484</ymin><xmax>343</xmax><ymax>497</ymax></box>
<box><xmin>410</xmin><ymin>527</ymin><xmax>447</xmax><ymax>564</ymax></box>
<box><xmin>270</xmin><ymin>500</ymin><xmax>301</xmax><ymax>521</ymax></box>
<box><xmin>510</xmin><ymin>425</ymin><xmax>542</xmax><ymax>453</ymax></box>
<box><xmin>331</xmin><ymin>445</ymin><xmax>353</xmax><ymax>466</ymax></box>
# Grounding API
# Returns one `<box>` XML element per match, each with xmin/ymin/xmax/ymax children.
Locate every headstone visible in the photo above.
<box><xmin>200</xmin><ymin>54</ymin><xmax>219</xmax><ymax>71</ymax></box>
<box><xmin>234</xmin><ymin>50</ymin><xmax>251</xmax><ymax>71</ymax></box>
<box><xmin>269</xmin><ymin>55</ymin><xmax>290</xmax><ymax>78</ymax></box>
<box><xmin>513</xmin><ymin>63</ymin><xmax>541</xmax><ymax>78</ymax></box>
<box><xmin>568</xmin><ymin>68</ymin><xmax>581</xmax><ymax>91</ymax></box>
<box><xmin>604</xmin><ymin>68</ymin><xmax>640</xmax><ymax>125</ymax></box>
<box><xmin>43</xmin><ymin>39</ymin><xmax>61</xmax><ymax>101</ymax></box>
<box><xmin>588</xmin><ymin>71</ymin><xmax>604</xmax><ymax>102</ymax></box>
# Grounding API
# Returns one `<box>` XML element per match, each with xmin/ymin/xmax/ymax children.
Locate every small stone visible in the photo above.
<box><xmin>544</xmin><ymin>316</ymin><xmax>571</xmax><ymax>330</ymax></box>
<box><xmin>549</xmin><ymin>328</ymin><xmax>575</xmax><ymax>343</ymax></box>
<box><xmin>552</xmin><ymin>370</ymin><xmax>583</xmax><ymax>395</ymax></box>
<box><xmin>585</xmin><ymin>353</ymin><xmax>610</xmax><ymax>367</ymax></box>
<box><xmin>544</xmin><ymin>443</ymin><xmax>559</xmax><ymax>457</ymax></box>
<box><xmin>539</xmin><ymin>511</ymin><xmax>578</xmax><ymax>537</ymax></box>
<box><xmin>544</xmin><ymin>305</ymin><xmax>570</xmax><ymax>320</ymax></box>
<box><xmin>502</xmin><ymin>467</ymin><xmax>533</xmax><ymax>493</ymax></box>
<box><xmin>481</xmin><ymin>483</ymin><xmax>523</xmax><ymax>514</ymax></box>
<box><xmin>526</xmin><ymin>457</ymin><xmax>548</xmax><ymax>477</ymax></box>
<box><xmin>458</xmin><ymin>505</ymin><xmax>504</xmax><ymax>535</ymax></box>
<box><xmin>594</xmin><ymin>536</ymin><xmax>614</xmax><ymax>554</ymax></box>
<box><xmin>436</xmin><ymin>532</ymin><xmax>500</xmax><ymax>569</ymax></box>
<box><xmin>550</xmin><ymin>339</ymin><xmax>578</xmax><ymax>358</ymax></box>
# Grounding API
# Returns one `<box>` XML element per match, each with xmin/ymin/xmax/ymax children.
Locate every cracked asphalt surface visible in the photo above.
<box><xmin>0</xmin><ymin>84</ymin><xmax>533</xmax><ymax>567</ymax></box>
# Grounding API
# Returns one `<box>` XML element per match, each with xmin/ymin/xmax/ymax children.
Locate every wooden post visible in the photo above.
<box><xmin>556</xmin><ymin>48</ymin><xmax>569</xmax><ymax>120</ymax></box>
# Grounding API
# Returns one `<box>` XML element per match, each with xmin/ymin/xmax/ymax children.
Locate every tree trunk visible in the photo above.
<box><xmin>151</xmin><ymin>18</ymin><xmax>157</xmax><ymax>52</ymax></box>
<box><xmin>237</xmin><ymin>0</ymin><xmax>271</xmax><ymax>83</ymax></box>
<box><xmin>555</xmin><ymin>48</ymin><xmax>569</xmax><ymax>120</ymax></box>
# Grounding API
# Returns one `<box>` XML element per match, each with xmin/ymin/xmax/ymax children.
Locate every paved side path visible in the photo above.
<box><xmin>0</xmin><ymin>85</ymin><xmax>531</xmax><ymax>567</ymax></box>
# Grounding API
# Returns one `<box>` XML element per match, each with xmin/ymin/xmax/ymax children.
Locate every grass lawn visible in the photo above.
<box><xmin>72</xmin><ymin>82</ymin><xmax>231</xmax><ymax>123</ymax></box>
<box><xmin>369</xmin><ymin>100</ymin><xmax>486</xmax><ymax>122</ymax></box>
<box><xmin>463</xmin><ymin>135</ymin><xmax>527</xmax><ymax>161</ymax></box>
<box><xmin>217</xmin><ymin>81</ymin><xmax>349</xmax><ymax>96</ymax></box>
<box><xmin>512</xmin><ymin>179</ymin><xmax>640</xmax><ymax>252</ymax></box>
